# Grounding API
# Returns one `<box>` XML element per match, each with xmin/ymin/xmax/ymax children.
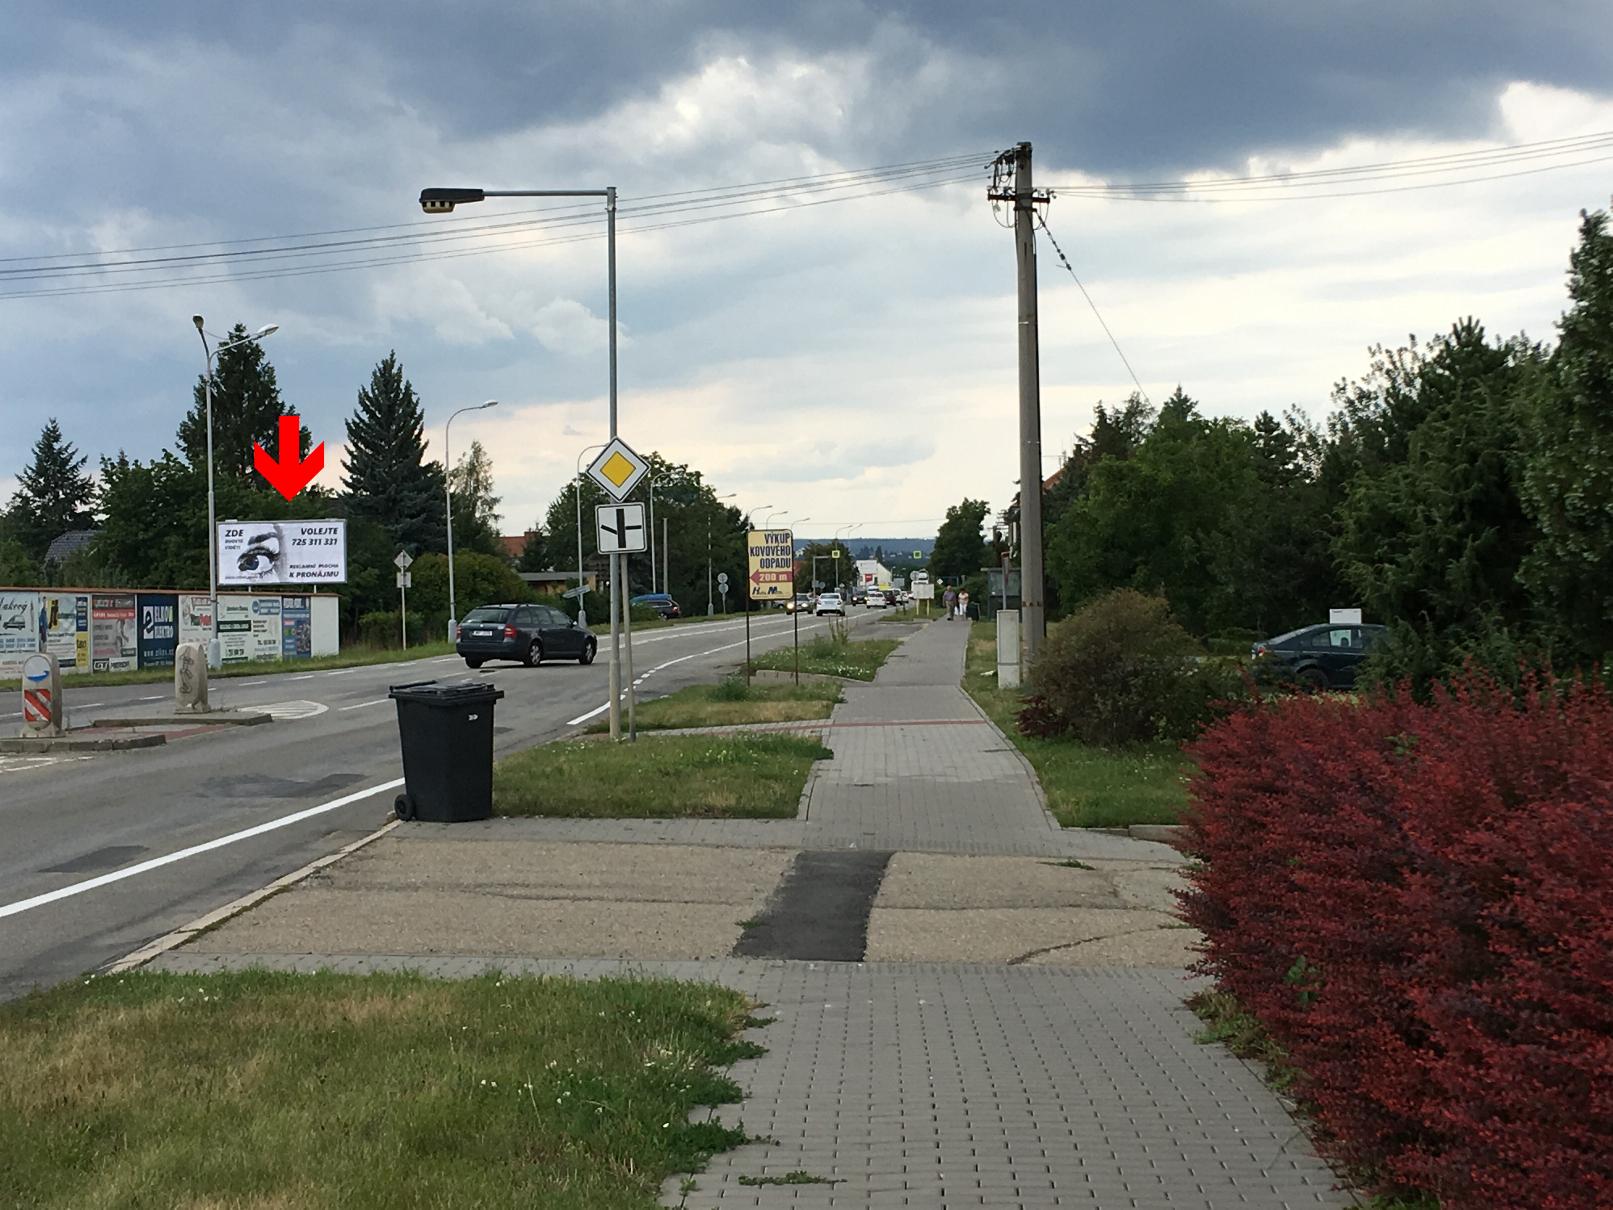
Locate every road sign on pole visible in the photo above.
<box><xmin>596</xmin><ymin>502</ymin><xmax>648</xmax><ymax>554</ymax></box>
<box><xmin>585</xmin><ymin>437</ymin><xmax>650</xmax><ymax>501</ymax></box>
<box><xmin>747</xmin><ymin>529</ymin><xmax>794</xmax><ymax>600</ymax></box>
<box><xmin>394</xmin><ymin>550</ymin><xmax>414</xmax><ymax>570</ymax></box>
<box><xmin>716</xmin><ymin>572</ymin><xmax>729</xmax><ymax>586</ymax></box>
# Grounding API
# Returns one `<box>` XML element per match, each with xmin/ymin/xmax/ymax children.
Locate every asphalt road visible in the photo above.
<box><xmin>0</xmin><ymin>608</ymin><xmax>885</xmax><ymax>1001</ymax></box>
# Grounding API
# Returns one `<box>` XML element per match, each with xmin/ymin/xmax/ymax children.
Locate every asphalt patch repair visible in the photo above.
<box><xmin>733</xmin><ymin>850</ymin><xmax>892</xmax><ymax>961</ymax></box>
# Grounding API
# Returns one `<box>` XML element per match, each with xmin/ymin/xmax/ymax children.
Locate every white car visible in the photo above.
<box><xmin>815</xmin><ymin>592</ymin><xmax>845</xmax><ymax>616</ymax></box>
<box><xmin>866</xmin><ymin>590</ymin><xmax>887</xmax><ymax>608</ymax></box>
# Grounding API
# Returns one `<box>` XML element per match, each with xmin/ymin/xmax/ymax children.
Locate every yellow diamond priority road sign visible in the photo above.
<box><xmin>748</xmin><ymin>529</ymin><xmax>795</xmax><ymax>600</ymax></box>
<box><xmin>586</xmin><ymin>437</ymin><xmax>650</xmax><ymax>501</ymax></box>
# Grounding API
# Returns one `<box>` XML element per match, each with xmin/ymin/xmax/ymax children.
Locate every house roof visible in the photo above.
<box><xmin>44</xmin><ymin>529</ymin><xmax>100</xmax><ymax>564</ymax></box>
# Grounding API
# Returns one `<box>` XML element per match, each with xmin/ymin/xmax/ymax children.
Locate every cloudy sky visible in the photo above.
<box><xmin>3</xmin><ymin>2</ymin><xmax>1611</xmax><ymax>543</ymax></box>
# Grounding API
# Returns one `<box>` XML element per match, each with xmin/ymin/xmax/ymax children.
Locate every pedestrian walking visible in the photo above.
<box><xmin>942</xmin><ymin>585</ymin><xmax>957</xmax><ymax>621</ymax></box>
<box><xmin>959</xmin><ymin>589</ymin><xmax>971</xmax><ymax>622</ymax></box>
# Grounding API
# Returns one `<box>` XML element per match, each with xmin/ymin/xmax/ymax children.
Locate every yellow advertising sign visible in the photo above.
<box><xmin>747</xmin><ymin>529</ymin><xmax>795</xmax><ymax>599</ymax></box>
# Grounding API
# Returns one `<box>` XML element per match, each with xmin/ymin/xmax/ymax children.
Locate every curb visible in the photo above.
<box><xmin>91</xmin><ymin>712</ymin><xmax>270</xmax><ymax>728</ymax></box>
<box><xmin>0</xmin><ymin>732</ymin><xmax>166</xmax><ymax>752</ymax></box>
<box><xmin>103</xmin><ymin>819</ymin><xmax>401</xmax><ymax>975</ymax></box>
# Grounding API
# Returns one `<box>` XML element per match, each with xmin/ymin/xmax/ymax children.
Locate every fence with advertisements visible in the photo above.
<box><xmin>0</xmin><ymin>586</ymin><xmax>340</xmax><ymax>674</ymax></box>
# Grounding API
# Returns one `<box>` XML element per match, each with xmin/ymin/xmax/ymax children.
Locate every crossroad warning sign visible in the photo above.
<box><xmin>747</xmin><ymin>529</ymin><xmax>794</xmax><ymax>600</ymax></box>
<box><xmin>596</xmin><ymin>502</ymin><xmax>648</xmax><ymax>554</ymax></box>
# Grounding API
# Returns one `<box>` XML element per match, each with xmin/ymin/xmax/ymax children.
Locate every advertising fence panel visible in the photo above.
<box><xmin>218</xmin><ymin>595</ymin><xmax>253</xmax><ymax>664</ymax></box>
<box><xmin>281</xmin><ymin>596</ymin><xmax>312</xmax><ymax>659</ymax></box>
<box><xmin>250</xmin><ymin>596</ymin><xmax>282</xmax><ymax>662</ymax></box>
<box><xmin>137</xmin><ymin>592</ymin><xmax>180</xmax><ymax>669</ymax></box>
<box><xmin>0</xmin><ymin>590</ymin><xmax>38</xmax><ymax>668</ymax></box>
<box><xmin>41</xmin><ymin>593</ymin><xmax>89</xmax><ymax>670</ymax></box>
<box><xmin>178</xmin><ymin>594</ymin><xmax>213</xmax><ymax>647</ymax></box>
<box><xmin>90</xmin><ymin>593</ymin><xmax>138</xmax><ymax>673</ymax></box>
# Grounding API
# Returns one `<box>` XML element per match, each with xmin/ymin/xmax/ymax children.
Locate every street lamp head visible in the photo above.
<box><xmin>479</xmin><ymin>399</ymin><xmax>499</xmax><ymax>410</ymax></box>
<box><xmin>254</xmin><ymin>324</ymin><xmax>279</xmax><ymax>339</ymax></box>
<box><xmin>420</xmin><ymin>187</ymin><xmax>487</xmax><ymax>213</ymax></box>
<box><xmin>192</xmin><ymin>314</ymin><xmax>204</xmax><ymax>330</ymax></box>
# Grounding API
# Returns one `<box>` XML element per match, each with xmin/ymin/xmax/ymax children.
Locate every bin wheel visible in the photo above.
<box><xmin>395</xmin><ymin>794</ymin><xmax>415</xmax><ymax>821</ymax></box>
<box><xmin>525</xmin><ymin>638</ymin><xmax>544</xmax><ymax>667</ymax></box>
<box><xmin>578</xmin><ymin>639</ymin><xmax>596</xmax><ymax>666</ymax></box>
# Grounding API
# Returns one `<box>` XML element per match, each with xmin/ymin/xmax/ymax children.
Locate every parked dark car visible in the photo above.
<box><xmin>1251</xmin><ymin>623</ymin><xmax>1388</xmax><ymax>690</ymax></box>
<box><xmin>630</xmin><ymin>592</ymin><xmax>681</xmax><ymax>619</ymax></box>
<box><xmin>456</xmin><ymin>603</ymin><xmax>596</xmax><ymax>668</ymax></box>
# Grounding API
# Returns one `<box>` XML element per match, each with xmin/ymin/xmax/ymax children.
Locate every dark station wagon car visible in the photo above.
<box><xmin>455</xmin><ymin>603</ymin><xmax>597</xmax><ymax>668</ymax></box>
<box><xmin>1251</xmin><ymin>622</ymin><xmax>1388</xmax><ymax>691</ymax></box>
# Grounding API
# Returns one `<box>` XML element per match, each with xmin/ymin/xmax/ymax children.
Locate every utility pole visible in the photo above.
<box><xmin>989</xmin><ymin>142</ymin><xmax>1049</xmax><ymax>662</ymax></box>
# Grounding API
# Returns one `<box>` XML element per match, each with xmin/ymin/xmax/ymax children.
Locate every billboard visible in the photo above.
<box><xmin>282</xmin><ymin>596</ymin><xmax>312</xmax><ymax>659</ymax></box>
<box><xmin>138</xmin><ymin>593</ymin><xmax>180</xmax><ymax>669</ymax></box>
<box><xmin>91</xmin><ymin>593</ymin><xmax>138</xmax><ymax>673</ymax></box>
<box><xmin>746</xmin><ymin>529</ymin><xmax>795</xmax><ymax>600</ymax></box>
<box><xmin>217</xmin><ymin>519</ymin><xmax>347</xmax><ymax>586</ymax></box>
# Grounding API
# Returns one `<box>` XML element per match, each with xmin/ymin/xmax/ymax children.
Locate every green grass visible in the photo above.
<box><xmin>495</xmin><ymin>733</ymin><xmax>832</xmax><ymax>818</ymax></box>
<box><xmin>0</xmin><ymin>968</ymin><xmax>763</xmax><ymax>1209</ymax></box>
<box><xmin>586</xmin><ymin>679</ymin><xmax>841</xmax><ymax>733</ymax></box>
<box><xmin>0</xmin><ymin>641</ymin><xmax>457</xmax><ymax>692</ymax></box>
<box><xmin>747</xmin><ymin>635</ymin><xmax>899</xmax><ymax>682</ymax></box>
<box><xmin>961</xmin><ymin>621</ymin><xmax>1192</xmax><ymax>828</ymax></box>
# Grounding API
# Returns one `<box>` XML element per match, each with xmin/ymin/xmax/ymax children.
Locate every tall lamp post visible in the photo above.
<box><xmin>706</xmin><ymin>492</ymin><xmax>735</xmax><ymax>615</ymax></box>
<box><xmin>444</xmin><ymin>400</ymin><xmax>499</xmax><ymax>642</ymax></box>
<box><xmin>574</xmin><ymin>442</ymin><xmax>606</xmax><ymax>628</ymax></box>
<box><xmin>420</xmin><ymin>183</ymin><xmax>627</xmax><ymax>739</ymax></box>
<box><xmin>834</xmin><ymin>522</ymin><xmax>860</xmax><ymax>596</ymax></box>
<box><xmin>193</xmin><ymin>316</ymin><xmax>278</xmax><ymax>670</ymax></box>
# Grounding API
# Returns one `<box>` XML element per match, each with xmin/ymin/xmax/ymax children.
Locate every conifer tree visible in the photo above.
<box><xmin>6</xmin><ymin>418</ymin><xmax>96</xmax><ymax>558</ymax></box>
<box><xmin>340</xmin><ymin>352</ymin><xmax>445</xmax><ymax>553</ymax></box>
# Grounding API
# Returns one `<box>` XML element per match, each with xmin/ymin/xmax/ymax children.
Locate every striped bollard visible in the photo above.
<box><xmin>20</xmin><ymin>653</ymin><xmax>66</xmax><ymax>737</ymax></box>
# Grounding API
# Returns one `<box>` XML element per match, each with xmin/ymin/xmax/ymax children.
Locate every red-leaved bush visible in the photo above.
<box><xmin>1179</xmin><ymin>675</ymin><xmax>1613</xmax><ymax>1209</ymax></box>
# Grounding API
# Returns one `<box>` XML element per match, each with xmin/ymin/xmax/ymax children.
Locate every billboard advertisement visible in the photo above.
<box><xmin>137</xmin><ymin>592</ymin><xmax>180</xmax><ymax>669</ymax></box>
<box><xmin>178</xmin><ymin>594</ymin><xmax>213</xmax><ymax>648</ymax></box>
<box><xmin>0</xmin><ymin>590</ymin><xmax>39</xmax><ymax>665</ymax></box>
<box><xmin>218</xmin><ymin>595</ymin><xmax>253</xmax><ymax>664</ymax></box>
<box><xmin>217</xmin><ymin>520</ymin><xmax>347</xmax><ymax>586</ymax></box>
<box><xmin>40</xmin><ymin>593</ymin><xmax>89</xmax><ymax>670</ymax></box>
<box><xmin>282</xmin><ymin>596</ymin><xmax>312</xmax><ymax>659</ymax></box>
<box><xmin>91</xmin><ymin>593</ymin><xmax>138</xmax><ymax>673</ymax></box>
<box><xmin>250</xmin><ymin>596</ymin><xmax>282</xmax><ymax>661</ymax></box>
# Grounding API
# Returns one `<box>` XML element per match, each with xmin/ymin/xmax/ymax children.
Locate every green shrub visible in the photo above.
<box><xmin>356</xmin><ymin>610</ymin><xmax>425</xmax><ymax>649</ymax></box>
<box><xmin>712</xmin><ymin>675</ymin><xmax>752</xmax><ymax>702</ymax></box>
<box><xmin>1025</xmin><ymin>589</ymin><xmax>1218</xmax><ymax>746</ymax></box>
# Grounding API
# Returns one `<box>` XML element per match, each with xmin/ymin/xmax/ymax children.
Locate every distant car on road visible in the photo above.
<box><xmin>785</xmin><ymin>593</ymin><xmax>813</xmax><ymax>614</ymax></box>
<box><xmin>866</xmin><ymin>589</ymin><xmax>887</xmax><ymax>609</ymax></box>
<box><xmin>1251</xmin><ymin>622</ymin><xmax>1388</xmax><ymax>690</ymax></box>
<box><xmin>456</xmin><ymin>603</ymin><xmax>596</xmax><ymax>668</ymax></box>
<box><xmin>815</xmin><ymin>592</ymin><xmax>845</xmax><ymax>616</ymax></box>
<box><xmin>630</xmin><ymin>592</ymin><xmax>681</xmax><ymax>619</ymax></box>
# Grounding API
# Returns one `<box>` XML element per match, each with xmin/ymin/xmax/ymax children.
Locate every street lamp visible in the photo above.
<box><xmin>193</xmin><ymin>315</ymin><xmax>278</xmax><ymax>670</ymax></box>
<box><xmin>707</xmin><ymin>492</ymin><xmax>735</xmax><ymax>616</ymax></box>
<box><xmin>574</xmin><ymin>442</ymin><xmax>606</xmax><ymax>628</ymax></box>
<box><xmin>420</xmin><ymin>180</ymin><xmax>631</xmax><ymax>742</ymax></box>
<box><xmin>835</xmin><ymin>522</ymin><xmax>861</xmax><ymax>597</ymax></box>
<box><xmin>445</xmin><ymin>400</ymin><xmax>499</xmax><ymax>642</ymax></box>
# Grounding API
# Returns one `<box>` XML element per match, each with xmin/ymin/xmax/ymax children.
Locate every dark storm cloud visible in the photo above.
<box><xmin>9</xmin><ymin>1</ymin><xmax>1609</xmax><ymax>184</ymax></box>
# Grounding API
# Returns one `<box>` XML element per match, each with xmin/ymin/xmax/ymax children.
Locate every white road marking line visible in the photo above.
<box><xmin>136</xmin><ymin>695</ymin><xmax>163</xmax><ymax>702</ymax></box>
<box><xmin>322</xmin><ymin>668</ymin><xmax>362</xmax><ymax>677</ymax></box>
<box><xmin>0</xmin><ymin>777</ymin><xmax>406</xmax><ymax>921</ymax></box>
<box><xmin>291</xmin><ymin>673</ymin><xmax>317</xmax><ymax>680</ymax></box>
<box><xmin>238</xmin><ymin>680</ymin><xmax>268</xmax><ymax>687</ymax></box>
<box><xmin>338</xmin><ymin>698</ymin><xmax>390</xmax><ymax>711</ymax></box>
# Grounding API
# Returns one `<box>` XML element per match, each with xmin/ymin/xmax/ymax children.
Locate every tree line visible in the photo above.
<box><xmin>946</xmin><ymin>205</ymin><xmax>1613</xmax><ymax>684</ymax></box>
<box><xmin>0</xmin><ymin>335</ymin><xmax>759</xmax><ymax>636</ymax></box>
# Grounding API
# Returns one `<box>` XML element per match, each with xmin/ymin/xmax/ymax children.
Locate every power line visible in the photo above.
<box><xmin>1034</xmin><ymin>212</ymin><xmax>1151</xmax><ymax>405</ymax></box>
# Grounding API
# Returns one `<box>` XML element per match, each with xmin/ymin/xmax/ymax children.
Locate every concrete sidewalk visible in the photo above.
<box><xmin>146</xmin><ymin>619</ymin><xmax>1354</xmax><ymax>1208</ymax></box>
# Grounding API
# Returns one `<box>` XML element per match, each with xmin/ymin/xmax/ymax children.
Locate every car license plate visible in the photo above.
<box><xmin>474</xmin><ymin>628</ymin><xmax>495</xmax><ymax>637</ymax></box>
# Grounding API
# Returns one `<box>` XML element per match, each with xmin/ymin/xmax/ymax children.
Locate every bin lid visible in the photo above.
<box><xmin>388</xmin><ymin>679</ymin><xmax>505</xmax><ymax>703</ymax></box>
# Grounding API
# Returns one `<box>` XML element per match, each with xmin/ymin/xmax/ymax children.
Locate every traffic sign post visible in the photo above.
<box><xmin>585</xmin><ymin>437</ymin><xmax>649</xmax><ymax>742</ymax></box>
<box><xmin>20</xmin><ymin>653</ymin><xmax>64</xmax><ymax>737</ymax></box>
<box><xmin>595</xmin><ymin>502</ymin><xmax>648</xmax><ymax>554</ymax></box>
<box><xmin>586</xmin><ymin>438</ymin><xmax>650</xmax><ymax>501</ymax></box>
<box><xmin>395</xmin><ymin>550</ymin><xmax>414</xmax><ymax>651</ymax></box>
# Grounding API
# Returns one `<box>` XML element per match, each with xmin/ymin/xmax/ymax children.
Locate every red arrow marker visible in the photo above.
<box><xmin>253</xmin><ymin>414</ymin><xmax>325</xmax><ymax>500</ymax></box>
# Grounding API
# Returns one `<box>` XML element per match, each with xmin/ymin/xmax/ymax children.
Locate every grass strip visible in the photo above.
<box><xmin>0</xmin><ymin>641</ymin><xmax>457</xmax><ymax>692</ymax></box>
<box><xmin>960</xmin><ymin>621</ymin><xmax>1191</xmax><ymax>828</ymax></box>
<box><xmin>0</xmin><ymin>969</ymin><xmax>763</xmax><ymax>1210</ymax></box>
<box><xmin>747</xmin><ymin>636</ymin><xmax>899</xmax><ymax>682</ymax></box>
<box><xmin>586</xmin><ymin>679</ymin><xmax>841</xmax><ymax>733</ymax></box>
<box><xmin>495</xmin><ymin>733</ymin><xmax>831</xmax><ymax>818</ymax></box>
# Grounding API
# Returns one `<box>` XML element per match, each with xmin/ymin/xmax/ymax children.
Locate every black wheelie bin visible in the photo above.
<box><xmin>388</xmin><ymin>680</ymin><xmax>505</xmax><ymax>822</ymax></box>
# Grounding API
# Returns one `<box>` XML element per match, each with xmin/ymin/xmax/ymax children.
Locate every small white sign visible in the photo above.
<box><xmin>1329</xmin><ymin>608</ymin><xmax>1363</xmax><ymax>625</ymax></box>
<box><xmin>586</xmin><ymin>437</ymin><xmax>650</xmax><ymax>501</ymax></box>
<box><xmin>396</xmin><ymin>571</ymin><xmax>412</xmax><ymax>589</ymax></box>
<box><xmin>716</xmin><ymin>572</ymin><xmax>729</xmax><ymax>585</ymax></box>
<box><xmin>596</xmin><ymin>502</ymin><xmax>648</xmax><ymax>554</ymax></box>
<box><xmin>394</xmin><ymin>550</ymin><xmax>414</xmax><ymax>570</ymax></box>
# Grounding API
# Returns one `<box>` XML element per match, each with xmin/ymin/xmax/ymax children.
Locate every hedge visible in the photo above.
<box><xmin>1179</xmin><ymin>676</ymin><xmax>1613</xmax><ymax>1208</ymax></box>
